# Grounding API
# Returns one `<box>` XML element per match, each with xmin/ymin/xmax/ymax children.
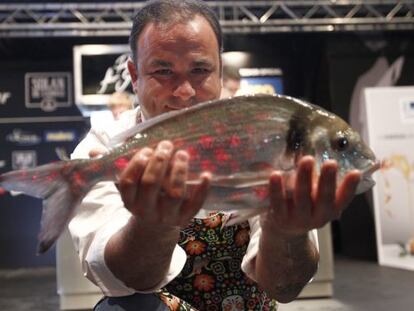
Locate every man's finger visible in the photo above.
<box><xmin>293</xmin><ymin>156</ymin><xmax>314</xmax><ymax>218</ymax></box>
<box><xmin>335</xmin><ymin>170</ymin><xmax>361</xmax><ymax>215</ymax></box>
<box><xmin>179</xmin><ymin>172</ymin><xmax>211</xmax><ymax>225</ymax></box>
<box><xmin>159</xmin><ymin>150</ymin><xmax>190</xmax><ymax>222</ymax></box>
<box><xmin>314</xmin><ymin>161</ymin><xmax>337</xmax><ymax>224</ymax></box>
<box><xmin>136</xmin><ymin>141</ymin><xmax>174</xmax><ymax>218</ymax></box>
<box><xmin>118</xmin><ymin>148</ymin><xmax>153</xmax><ymax>213</ymax></box>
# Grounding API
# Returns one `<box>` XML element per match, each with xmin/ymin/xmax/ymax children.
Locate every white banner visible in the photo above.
<box><xmin>364</xmin><ymin>86</ymin><xmax>414</xmax><ymax>270</ymax></box>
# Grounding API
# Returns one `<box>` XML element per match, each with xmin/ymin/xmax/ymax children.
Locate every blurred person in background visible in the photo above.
<box><xmin>107</xmin><ymin>91</ymin><xmax>134</xmax><ymax>120</ymax></box>
<box><xmin>220</xmin><ymin>65</ymin><xmax>241</xmax><ymax>98</ymax></box>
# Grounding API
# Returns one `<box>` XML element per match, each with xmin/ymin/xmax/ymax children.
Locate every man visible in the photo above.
<box><xmin>69</xmin><ymin>0</ymin><xmax>361</xmax><ymax>310</ymax></box>
<box><xmin>220</xmin><ymin>65</ymin><xmax>241</xmax><ymax>98</ymax></box>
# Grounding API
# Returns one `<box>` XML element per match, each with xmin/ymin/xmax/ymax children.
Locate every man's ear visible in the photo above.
<box><xmin>127</xmin><ymin>58</ymin><xmax>138</xmax><ymax>89</ymax></box>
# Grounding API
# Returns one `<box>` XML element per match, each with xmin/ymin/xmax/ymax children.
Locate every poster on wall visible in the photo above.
<box><xmin>364</xmin><ymin>86</ymin><xmax>414</xmax><ymax>270</ymax></box>
<box><xmin>73</xmin><ymin>44</ymin><xmax>133</xmax><ymax>116</ymax></box>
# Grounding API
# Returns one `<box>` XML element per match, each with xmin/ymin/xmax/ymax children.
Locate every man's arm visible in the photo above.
<box><xmin>105</xmin><ymin>218</ymin><xmax>181</xmax><ymax>290</ymax></box>
<box><xmin>255</xmin><ymin>156</ymin><xmax>360</xmax><ymax>302</ymax></box>
<box><xmin>104</xmin><ymin>141</ymin><xmax>210</xmax><ymax>291</ymax></box>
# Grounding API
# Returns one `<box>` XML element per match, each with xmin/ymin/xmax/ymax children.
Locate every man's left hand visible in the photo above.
<box><xmin>261</xmin><ymin>155</ymin><xmax>361</xmax><ymax>237</ymax></box>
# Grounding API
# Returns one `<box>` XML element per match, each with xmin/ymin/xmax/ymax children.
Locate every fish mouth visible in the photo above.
<box><xmin>355</xmin><ymin>160</ymin><xmax>381</xmax><ymax>194</ymax></box>
<box><xmin>360</xmin><ymin>160</ymin><xmax>381</xmax><ymax>178</ymax></box>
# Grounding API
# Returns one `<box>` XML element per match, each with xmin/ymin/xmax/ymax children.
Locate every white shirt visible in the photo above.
<box><xmin>69</xmin><ymin>108</ymin><xmax>319</xmax><ymax>297</ymax></box>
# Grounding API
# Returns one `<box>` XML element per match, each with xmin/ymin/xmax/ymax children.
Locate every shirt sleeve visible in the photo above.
<box><xmin>241</xmin><ymin>215</ymin><xmax>319</xmax><ymax>282</ymax></box>
<box><xmin>67</xmin><ymin>118</ymin><xmax>187</xmax><ymax>297</ymax></box>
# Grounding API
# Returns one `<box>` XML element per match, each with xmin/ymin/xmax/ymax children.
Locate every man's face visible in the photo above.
<box><xmin>128</xmin><ymin>15</ymin><xmax>222</xmax><ymax>119</ymax></box>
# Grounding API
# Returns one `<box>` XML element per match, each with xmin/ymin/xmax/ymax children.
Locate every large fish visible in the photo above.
<box><xmin>0</xmin><ymin>94</ymin><xmax>379</xmax><ymax>253</ymax></box>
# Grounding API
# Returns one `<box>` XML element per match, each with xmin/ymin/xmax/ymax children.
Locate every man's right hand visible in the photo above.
<box><xmin>104</xmin><ymin>140</ymin><xmax>210</xmax><ymax>291</ymax></box>
<box><xmin>118</xmin><ymin>140</ymin><xmax>211</xmax><ymax>229</ymax></box>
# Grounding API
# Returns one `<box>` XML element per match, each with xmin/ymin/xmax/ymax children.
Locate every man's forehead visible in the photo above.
<box><xmin>137</xmin><ymin>15</ymin><xmax>217</xmax><ymax>49</ymax></box>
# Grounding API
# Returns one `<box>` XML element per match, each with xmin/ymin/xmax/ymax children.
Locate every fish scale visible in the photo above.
<box><xmin>0</xmin><ymin>94</ymin><xmax>379</xmax><ymax>253</ymax></box>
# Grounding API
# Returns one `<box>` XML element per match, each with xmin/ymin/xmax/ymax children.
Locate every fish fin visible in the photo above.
<box><xmin>0</xmin><ymin>159</ymin><xmax>100</xmax><ymax>254</ymax></box>
<box><xmin>223</xmin><ymin>207</ymin><xmax>267</xmax><ymax>226</ymax></box>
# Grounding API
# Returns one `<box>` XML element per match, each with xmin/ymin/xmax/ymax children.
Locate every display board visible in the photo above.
<box><xmin>73</xmin><ymin>44</ymin><xmax>133</xmax><ymax>115</ymax></box>
<box><xmin>364</xmin><ymin>86</ymin><xmax>414</xmax><ymax>270</ymax></box>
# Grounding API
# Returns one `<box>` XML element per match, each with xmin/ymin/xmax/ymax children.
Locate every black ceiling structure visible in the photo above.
<box><xmin>0</xmin><ymin>1</ymin><xmax>413</xmax><ymax>37</ymax></box>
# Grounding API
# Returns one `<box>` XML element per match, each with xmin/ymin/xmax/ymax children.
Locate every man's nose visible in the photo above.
<box><xmin>173</xmin><ymin>80</ymin><xmax>196</xmax><ymax>101</ymax></box>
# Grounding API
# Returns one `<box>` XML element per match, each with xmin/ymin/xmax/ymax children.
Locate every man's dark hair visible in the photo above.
<box><xmin>129</xmin><ymin>0</ymin><xmax>223</xmax><ymax>65</ymax></box>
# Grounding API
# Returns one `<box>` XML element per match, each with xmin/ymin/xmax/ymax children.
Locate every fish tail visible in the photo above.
<box><xmin>0</xmin><ymin>158</ymin><xmax>103</xmax><ymax>254</ymax></box>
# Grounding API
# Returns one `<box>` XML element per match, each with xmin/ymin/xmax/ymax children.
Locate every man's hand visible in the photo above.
<box><xmin>255</xmin><ymin>155</ymin><xmax>361</xmax><ymax>302</ymax></box>
<box><xmin>118</xmin><ymin>140</ymin><xmax>210</xmax><ymax>229</ymax></box>
<box><xmin>104</xmin><ymin>140</ymin><xmax>210</xmax><ymax>291</ymax></box>
<box><xmin>261</xmin><ymin>155</ymin><xmax>361</xmax><ymax>236</ymax></box>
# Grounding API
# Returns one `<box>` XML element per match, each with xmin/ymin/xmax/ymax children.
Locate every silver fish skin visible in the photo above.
<box><xmin>0</xmin><ymin>94</ymin><xmax>379</xmax><ymax>253</ymax></box>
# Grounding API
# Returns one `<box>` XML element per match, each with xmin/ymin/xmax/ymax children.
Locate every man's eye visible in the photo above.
<box><xmin>154</xmin><ymin>69</ymin><xmax>173</xmax><ymax>75</ymax></box>
<box><xmin>192</xmin><ymin>68</ymin><xmax>210</xmax><ymax>74</ymax></box>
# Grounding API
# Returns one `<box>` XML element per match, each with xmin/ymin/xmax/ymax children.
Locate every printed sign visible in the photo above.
<box><xmin>6</xmin><ymin>129</ymin><xmax>41</xmax><ymax>146</ymax></box>
<box><xmin>44</xmin><ymin>130</ymin><xmax>76</xmax><ymax>142</ymax></box>
<box><xmin>25</xmin><ymin>72</ymin><xmax>72</xmax><ymax>112</ymax></box>
<box><xmin>73</xmin><ymin>44</ymin><xmax>133</xmax><ymax>109</ymax></box>
<box><xmin>12</xmin><ymin>150</ymin><xmax>37</xmax><ymax>170</ymax></box>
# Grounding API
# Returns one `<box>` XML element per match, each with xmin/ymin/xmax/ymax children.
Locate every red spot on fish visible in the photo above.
<box><xmin>200</xmin><ymin>160</ymin><xmax>217</xmax><ymax>172</ymax></box>
<box><xmin>253</xmin><ymin>187</ymin><xmax>268</xmax><ymax>201</ymax></box>
<box><xmin>73</xmin><ymin>172</ymin><xmax>85</xmax><ymax>186</ymax></box>
<box><xmin>229</xmin><ymin>134</ymin><xmax>241</xmax><ymax>148</ymax></box>
<box><xmin>214</xmin><ymin>148</ymin><xmax>230</xmax><ymax>162</ymax></box>
<box><xmin>46</xmin><ymin>171</ymin><xmax>59</xmax><ymax>182</ymax></box>
<box><xmin>114</xmin><ymin>157</ymin><xmax>129</xmax><ymax>171</ymax></box>
<box><xmin>31</xmin><ymin>175</ymin><xmax>38</xmax><ymax>181</ymax></box>
<box><xmin>0</xmin><ymin>187</ymin><xmax>6</xmax><ymax>196</ymax></box>
<box><xmin>186</xmin><ymin>145</ymin><xmax>200</xmax><ymax>161</ymax></box>
<box><xmin>199</xmin><ymin>135</ymin><xmax>214</xmax><ymax>149</ymax></box>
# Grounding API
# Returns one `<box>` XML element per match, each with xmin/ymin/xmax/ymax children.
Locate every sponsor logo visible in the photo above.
<box><xmin>97</xmin><ymin>53</ymin><xmax>131</xmax><ymax>94</ymax></box>
<box><xmin>44</xmin><ymin>130</ymin><xmax>76</xmax><ymax>142</ymax></box>
<box><xmin>6</xmin><ymin>129</ymin><xmax>41</xmax><ymax>146</ymax></box>
<box><xmin>0</xmin><ymin>159</ymin><xmax>6</xmax><ymax>168</ymax></box>
<box><xmin>0</xmin><ymin>91</ymin><xmax>11</xmax><ymax>105</ymax></box>
<box><xmin>25</xmin><ymin>72</ymin><xmax>72</xmax><ymax>112</ymax></box>
<box><xmin>12</xmin><ymin>150</ymin><xmax>37</xmax><ymax>170</ymax></box>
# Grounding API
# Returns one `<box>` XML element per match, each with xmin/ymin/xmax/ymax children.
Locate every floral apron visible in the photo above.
<box><xmin>157</xmin><ymin>212</ymin><xmax>278</xmax><ymax>311</ymax></box>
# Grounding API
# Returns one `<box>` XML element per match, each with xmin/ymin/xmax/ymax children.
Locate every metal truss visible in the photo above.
<box><xmin>0</xmin><ymin>1</ymin><xmax>414</xmax><ymax>37</ymax></box>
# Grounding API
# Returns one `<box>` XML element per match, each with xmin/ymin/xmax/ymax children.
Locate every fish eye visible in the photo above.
<box><xmin>289</xmin><ymin>130</ymin><xmax>304</xmax><ymax>151</ymax></box>
<box><xmin>335</xmin><ymin>137</ymin><xmax>349</xmax><ymax>151</ymax></box>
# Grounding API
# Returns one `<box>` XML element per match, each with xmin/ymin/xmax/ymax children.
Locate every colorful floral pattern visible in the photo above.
<box><xmin>157</xmin><ymin>212</ymin><xmax>278</xmax><ymax>311</ymax></box>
